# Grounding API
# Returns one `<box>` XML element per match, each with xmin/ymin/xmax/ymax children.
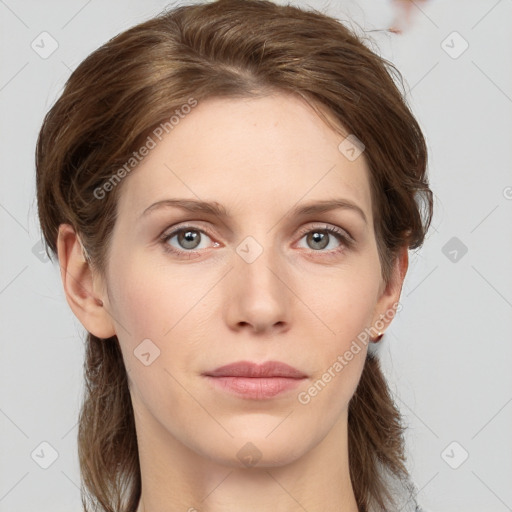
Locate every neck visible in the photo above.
<box><xmin>133</xmin><ymin>406</ymin><xmax>358</xmax><ymax>512</ymax></box>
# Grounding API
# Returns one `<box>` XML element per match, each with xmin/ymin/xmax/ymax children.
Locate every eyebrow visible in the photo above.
<box><xmin>140</xmin><ymin>198</ymin><xmax>367</xmax><ymax>224</ymax></box>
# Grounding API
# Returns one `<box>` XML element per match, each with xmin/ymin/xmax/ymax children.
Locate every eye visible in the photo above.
<box><xmin>295</xmin><ymin>224</ymin><xmax>353</xmax><ymax>254</ymax></box>
<box><xmin>160</xmin><ymin>226</ymin><xmax>219</xmax><ymax>257</ymax></box>
<box><xmin>159</xmin><ymin>223</ymin><xmax>353</xmax><ymax>259</ymax></box>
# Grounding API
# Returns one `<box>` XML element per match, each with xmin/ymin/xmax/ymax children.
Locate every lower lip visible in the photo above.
<box><xmin>204</xmin><ymin>376</ymin><xmax>305</xmax><ymax>399</ymax></box>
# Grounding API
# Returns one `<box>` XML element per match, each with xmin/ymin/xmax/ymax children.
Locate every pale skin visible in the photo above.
<box><xmin>57</xmin><ymin>93</ymin><xmax>408</xmax><ymax>512</ymax></box>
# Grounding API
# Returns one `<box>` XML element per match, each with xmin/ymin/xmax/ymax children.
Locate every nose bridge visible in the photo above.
<box><xmin>236</xmin><ymin>233</ymin><xmax>284</xmax><ymax>294</ymax></box>
<box><xmin>227</xmin><ymin>231</ymin><xmax>291</xmax><ymax>331</ymax></box>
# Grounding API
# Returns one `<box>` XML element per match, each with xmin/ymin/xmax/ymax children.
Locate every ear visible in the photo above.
<box><xmin>56</xmin><ymin>223</ymin><xmax>116</xmax><ymax>339</ymax></box>
<box><xmin>371</xmin><ymin>246</ymin><xmax>409</xmax><ymax>334</ymax></box>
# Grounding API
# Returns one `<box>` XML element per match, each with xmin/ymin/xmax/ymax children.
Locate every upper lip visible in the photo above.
<box><xmin>203</xmin><ymin>360</ymin><xmax>307</xmax><ymax>378</ymax></box>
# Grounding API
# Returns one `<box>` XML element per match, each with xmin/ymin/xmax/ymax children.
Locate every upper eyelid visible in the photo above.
<box><xmin>296</xmin><ymin>223</ymin><xmax>352</xmax><ymax>240</ymax></box>
<box><xmin>161</xmin><ymin>222</ymin><xmax>216</xmax><ymax>240</ymax></box>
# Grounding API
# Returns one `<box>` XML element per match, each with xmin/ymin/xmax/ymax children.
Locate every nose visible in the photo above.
<box><xmin>224</xmin><ymin>243</ymin><xmax>291</xmax><ymax>335</ymax></box>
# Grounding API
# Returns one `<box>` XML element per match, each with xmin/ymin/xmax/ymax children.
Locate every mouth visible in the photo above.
<box><xmin>204</xmin><ymin>360</ymin><xmax>308</xmax><ymax>379</ymax></box>
<box><xmin>202</xmin><ymin>360</ymin><xmax>308</xmax><ymax>400</ymax></box>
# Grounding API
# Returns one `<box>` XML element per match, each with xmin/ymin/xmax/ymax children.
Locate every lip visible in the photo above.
<box><xmin>204</xmin><ymin>360</ymin><xmax>307</xmax><ymax>378</ymax></box>
<box><xmin>203</xmin><ymin>361</ymin><xmax>308</xmax><ymax>400</ymax></box>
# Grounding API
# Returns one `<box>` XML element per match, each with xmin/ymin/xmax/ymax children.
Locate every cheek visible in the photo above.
<box><xmin>300</xmin><ymin>261</ymin><xmax>382</xmax><ymax>342</ymax></box>
<box><xmin>107</xmin><ymin>255</ymin><xmax>202</xmax><ymax>339</ymax></box>
<box><xmin>285</xmin><ymin>265</ymin><xmax>380</xmax><ymax>410</ymax></box>
<box><xmin>105</xmin><ymin>256</ymin><xmax>213</xmax><ymax>392</ymax></box>
<box><xmin>294</xmin><ymin>279</ymin><xmax>373</xmax><ymax>425</ymax></box>
<box><xmin>106</xmin><ymin>259</ymin><xmax>201</xmax><ymax>424</ymax></box>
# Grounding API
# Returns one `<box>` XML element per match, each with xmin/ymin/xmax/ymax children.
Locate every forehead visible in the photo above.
<box><xmin>117</xmin><ymin>92</ymin><xmax>373</xmax><ymax>223</ymax></box>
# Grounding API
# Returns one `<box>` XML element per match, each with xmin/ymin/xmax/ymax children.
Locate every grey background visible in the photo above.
<box><xmin>1</xmin><ymin>0</ymin><xmax>511</xmax><ymax>511</ymax></box>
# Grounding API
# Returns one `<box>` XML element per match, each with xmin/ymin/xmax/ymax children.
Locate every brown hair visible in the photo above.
<box><xmin>35</xmin><ymin>1</ymin><xmax>432</xmax><ymax>510</ymax></box>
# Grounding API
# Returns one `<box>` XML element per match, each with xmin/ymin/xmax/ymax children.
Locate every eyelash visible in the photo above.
<box><xmin>159</xmin><ymin>224</ymin><xmax>354</xmax><ymax>259</ymax></box>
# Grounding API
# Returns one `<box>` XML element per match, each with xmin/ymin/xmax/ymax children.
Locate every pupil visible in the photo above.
<box><xmin>310</xmin><ymin>231</ymin><xmax>328</xmax><ymax>250</ymax></box>
<box><xmin>180</xmin><ymin>230</ymin><xmax>199</xmax><ymax>249</ymax></box>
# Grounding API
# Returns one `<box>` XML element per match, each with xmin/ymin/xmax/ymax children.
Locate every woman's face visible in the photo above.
<box><xmin>94</xmin><ymin>93</ymin><xmax>402</xmax><ymax>468</ymax></box>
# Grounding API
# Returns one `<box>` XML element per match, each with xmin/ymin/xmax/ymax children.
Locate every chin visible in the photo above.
<box><xmin>195</xmin><ymin>427</ymin><xmax>315</xmax><ymax>469</ymax></box>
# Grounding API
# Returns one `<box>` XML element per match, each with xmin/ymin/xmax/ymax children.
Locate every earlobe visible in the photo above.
<box><xmin>56</xmin><ymin>224</ymin><xmax>116</xmax><ymax>339</ymax></box>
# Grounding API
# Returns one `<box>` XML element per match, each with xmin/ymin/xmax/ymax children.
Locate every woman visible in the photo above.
<box><xmin>35</xmin><ymin>0</ymin><xmax>433</xmax><ymax>510</ymax></box>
